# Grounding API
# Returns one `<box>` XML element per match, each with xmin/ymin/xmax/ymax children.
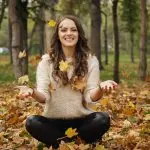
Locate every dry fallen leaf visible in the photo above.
<box><xmin>123</xmin><ymin>119</ymin><xmax>132</xmax><ymax>128</ymax></box>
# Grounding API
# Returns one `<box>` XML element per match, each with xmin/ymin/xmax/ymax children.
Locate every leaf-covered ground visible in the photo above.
<box><xmin>0</xmin><ymin>82</ymin><xmax>150</xmax><ymax>150</ymax></box>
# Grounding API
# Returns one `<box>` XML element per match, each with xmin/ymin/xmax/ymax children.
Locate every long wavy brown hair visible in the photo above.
<box><xmin>49</xmin><ymin>15</ymin><xmax>91</xmax><ymax>86</ymax></box>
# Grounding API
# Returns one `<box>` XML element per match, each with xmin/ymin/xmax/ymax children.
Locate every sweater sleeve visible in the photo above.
<box><xmin>83</xmin><ymin>55</ymin><xmax>100</xmax><ymax>103</ymax></box>
<box><xmin>36</xmin><ymin>54</ymin><xmax>51</xmax><ymax>102</ymax></box>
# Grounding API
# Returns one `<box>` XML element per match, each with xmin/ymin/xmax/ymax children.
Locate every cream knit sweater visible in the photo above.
<box><xmin>36</xmin><ymin>54</ymin><xmax>100</xmax><ymax>119</ymax></box>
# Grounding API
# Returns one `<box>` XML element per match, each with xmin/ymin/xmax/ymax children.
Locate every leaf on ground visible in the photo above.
<box><xmin>123</xmin><ymin>119</ymin><xmax>132</xmax><ymax>128</ymax></box>
<box><xmin>143</xmin><ymin>114</ymin><xmax>150</xmax><ymax>121</ymax></box>
<box><xmin>95</xmin><ymin>144</ymin><xmax>106</xmax><ymax>150</ymax></box>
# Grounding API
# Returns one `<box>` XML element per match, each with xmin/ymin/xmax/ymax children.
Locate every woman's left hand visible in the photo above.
<box><xmin>99</xmin><ymin>80</ymin><xmax>118</xmax><ymax>93</ymax></box>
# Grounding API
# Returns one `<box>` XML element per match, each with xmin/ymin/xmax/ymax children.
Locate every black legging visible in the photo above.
<box><xmin>25</xmin><ymin>112</ymin><xmax>110</xmax><ymax>148</ymax></box>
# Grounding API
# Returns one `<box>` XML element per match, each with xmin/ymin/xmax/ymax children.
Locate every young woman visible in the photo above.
<box><xmin>18</xmin><ymin>15</ymin><xmax>117</xmax><ymax>148</ymax></box>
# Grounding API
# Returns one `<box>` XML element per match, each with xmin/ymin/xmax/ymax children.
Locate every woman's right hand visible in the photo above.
<box><xmin>15</xmin><ymin>86</ymin><xmax>34</xmax><ymax>99</ymax></box>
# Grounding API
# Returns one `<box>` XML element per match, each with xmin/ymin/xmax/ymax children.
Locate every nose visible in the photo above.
<box><xmin>66</xmin><ymin>30</ymin><xmax>72</xmax><ymax>35</ymax></box>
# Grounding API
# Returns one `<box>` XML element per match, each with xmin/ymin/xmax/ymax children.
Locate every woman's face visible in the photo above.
<box><xmin>58</xmin><ymin>18</ymin><xmax>79</xmax><ymax>48</ymax></box>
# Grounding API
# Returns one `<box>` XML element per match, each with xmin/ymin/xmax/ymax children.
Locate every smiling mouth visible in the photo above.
<box><xmin>65</xmin><ymin>38</ymin><xmax>74</xmax><ymax>41</ymax></box>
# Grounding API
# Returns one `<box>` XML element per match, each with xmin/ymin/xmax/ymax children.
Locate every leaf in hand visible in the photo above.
<box><xmin>15</xmin><ymin>86</ymin><xmax>33</xmax><ymax>99</ymax></box>
<box><xmin>18</xmin><ymin>75</ymin><xmax>29</xmax><ymax>85</ymax></box>
<box><xmin>65</xmin><ymin>128</ymin><xmax>78</xmax><ymax>138</ymax></box>
<box><xmin>18</xmin><ymin>50</ymin><xmax>26</xmax><ymax>58</ymax></box>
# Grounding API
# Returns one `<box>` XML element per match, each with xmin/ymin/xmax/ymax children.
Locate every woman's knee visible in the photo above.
<box><xmin>25</xmin><ymin>115</ymin><xmax>40</xmax><ymax>131</ymax></box>
<box><xmin>95</xmin><ymin>112</ymin><xmax>110</xmax><ymax>127</ymax></box>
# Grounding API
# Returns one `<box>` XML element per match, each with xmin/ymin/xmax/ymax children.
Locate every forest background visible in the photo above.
<box><xmin>0</xmin><ymin>0</ymin><xmax>150</xmax><ymax>150</ymax></box>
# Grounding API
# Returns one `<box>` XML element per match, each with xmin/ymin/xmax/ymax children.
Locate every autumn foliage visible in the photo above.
<box><xmin>0</xmin><ymin>81</ymin><xmax>149</xmax><ymax>150</ymax></box>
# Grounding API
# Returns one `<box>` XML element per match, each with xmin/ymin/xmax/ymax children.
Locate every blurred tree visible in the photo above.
<box><xmin>20</xmin><ymin>0</ymin><xmax>28</xmax><ymax>75</ymax></box>
<box><xmin>9</xmin><ymin>0</ymin><xmax>24</xmax><ymax>78</ymax></box>
<box><xmin>101</xmin><ymin>10</ymin><xmax>108</xmax><ymax>65</ymax></box>
<box><xmin>0</xmin><ymin>0</ymin><xmax>7</xmax><ymax>29</ymax></box>
<box><xmin>28</xmin><ymin>0</ymin><xmax>57</xmax><ymax>55</ymax></box>
<box><xmin>43</xmin><ymin>0</ymin><xmax>57</xmax><ymax>53</ymax></box>
<box><xmin>112</xmin><ymin>0</ymin><xmax>120</xmax><ymax>83</ymax></box>
<box><xmin>138</xmin><ymin>0</ymin><xmax>148</xmax><ymax>80</ymax></box>
<box><xmin>90</xmin><ymin>0</ymin><xmax>103</xmax><ymax>70</ymax></box>
<box><xmin>121</xmin><ymin>0</ymin><xmax>139</xmax><ymax>63</ymax></box>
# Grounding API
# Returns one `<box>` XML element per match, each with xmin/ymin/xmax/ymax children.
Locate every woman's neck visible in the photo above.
<box><xmin>62</xmin><ymin>45</ymin><xmax>76</xmax><ymax>58</ymax></box>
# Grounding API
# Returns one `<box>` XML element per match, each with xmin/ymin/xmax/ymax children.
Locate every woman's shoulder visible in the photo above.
<box><xmin>38</xmin><ymin>54</ymin><xmax>51</xmax><ymax>67</ymax></box>
<box><xmin>41</xmin><ymin>54</ymin><xmax>51</xmax><ymax>61</ymax></box>
<box><xmin>87</xmin><ymin>54</ymin><xmax>99</xmax><ymax>65</ymax></box>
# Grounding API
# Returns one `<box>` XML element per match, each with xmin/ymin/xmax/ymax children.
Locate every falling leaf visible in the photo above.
<box><xmin>59</xmin><ymin>60</ymin><xmax>70</xmax><ymax>72</ymax></box>
<box><xmin>71</xmin><ymin>77</ymin><xmax>87</xmax><ymax>92</ymax></box>
<box><xmin>48</xmin><ymin>20</ymin><xmax>56</xmax><ymax>27</ymax></box>
<box><xmin>18</xmin><ymin>50</ymin><xmax>26</xmax><ymax>58</ymax></box>
<box><xmin>65</xmin><ymin>128</ymin><xmax>78</xmax><ymax>138</ymax></box>
<box><xmin>18</xmin><ymin>75</ymin><xmax>29</xmax><ymax>85</ymax></box>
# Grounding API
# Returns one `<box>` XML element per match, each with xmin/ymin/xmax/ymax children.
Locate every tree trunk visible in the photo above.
<box><xmin>130</xmin><ymin>31</ymin><xmax>134</xmax><ymax>63</ymax></box>
<box><xmin>28</xmin><ymin>21</ymin><xmax>37</xmax><ymax>52</ymax></box>
<box><xmin>20</xmin><ymin>0</ymin><xmax>28</xmax><ymax>74</ymax></box>
<box><xmin>43</xmin><ymin>2</ymin><xmax>56</xmax><ymax>53</ymax></box>
<box><xmin>8</xmin><ymin>17</ymin><xmax>13</xmax><ymax>64</ymax></box>
<box><xmin>138</xmin><ymin>0</ymin><xmax>147</xmax><ymax>80</ymax></box>
<box><xmin>90</xmin><ymin>0</ymin><xmax>103</xmax><ymax>70</ymax></box>
<box><xmin>102</xmin><ymin>12</ymin><xmax>108</xmax><ymax>65</ymax></box>
<box><xmin>9</xmin><ymin>0</ymin><xmax>23</xmax><ymax>79</ymax></box>
<box><xmin>0</xmin><ymin>0</ymin><xmax>6</xmax><ymax>29</ymax></box>
<box><xmin>38</xmin><ymin>8</ymin><xmax>45</xmax><ymax>56</ymax></box>
<box><xmin>112</xmin><ymin>0</ymin><xmax>120</xmax><ymax>83</ymax></box>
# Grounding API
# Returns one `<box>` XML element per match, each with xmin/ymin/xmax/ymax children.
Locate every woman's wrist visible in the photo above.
<box><xmin>28</xmin><ymin>87</ymin><xmax>34</xmax><ymax>96</ymax></box>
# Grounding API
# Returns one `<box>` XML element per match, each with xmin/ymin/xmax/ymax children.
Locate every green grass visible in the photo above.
<box><xmin>0</xmin><ymin>53</ymin><xmax>149</xmax><ymax>85</ymax></box>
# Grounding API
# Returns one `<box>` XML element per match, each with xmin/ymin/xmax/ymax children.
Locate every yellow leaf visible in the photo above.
<box><xmin>65</xmin><ymin>128</ymin><xmax>78</xmax><ymax>138</ymax></box>
<box><xmin>123</xmin><ymin>119</ymin><xmax>131</xmax><ymax>128</ymax></box>
<box><xmin>78</xmin><ymin>144</ymin><xmax>89</xmax><ymax>150</ymax></box>
<box><xmin>143</xmin><ymin>114</ymin><xmax>150</xmax><ymax>121</ymax></box>
<box><xmin>100</xmin><ymin>99</ymin><xmax>109</xmax><ymax>106</ymax></box>
<box><xmin>18</xmin><ymin>75</ymin><xmax>29</xmax><ymax>85</ymax></box>
<box><xmin>122</xmin><ymin>108</ymin><xmax>135</xmax><ymax>116</ymax></box>
<box><xmin>59</xmin><ymin>60</ymin><xmax>70</xmax><ymax>72</ymax></box>
<box><xmin>95</xmin><ymin>144</ymin><xmax>106</xmax><ymax>150</ymax></box>
<box><xmin>128</xmin><ymin>101</ymin><xmax>135</xmax><ymax>108</ymax></box>
<box><xmin>48</xmin><ymin>20</ymin><xmax>56</xmax><ymax>27</ymax></box>
<box><xmin>18</xmin><ymin>50</ymin><xmax>26</xmax><ymax>58</ymax></box>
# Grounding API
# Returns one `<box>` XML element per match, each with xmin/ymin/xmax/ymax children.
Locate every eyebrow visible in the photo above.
<box><xmin>59</xmin><ymin>24</ymin><xmax>77</xmax><ymax>28</ymax></box>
